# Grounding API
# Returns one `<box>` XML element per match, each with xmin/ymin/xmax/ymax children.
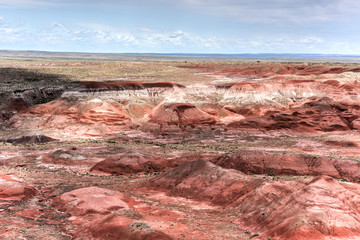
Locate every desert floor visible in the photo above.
<box><xmin>1</xmin><ymin>59</ymin><xmax>360</xmax><ymax>239</ymax></box>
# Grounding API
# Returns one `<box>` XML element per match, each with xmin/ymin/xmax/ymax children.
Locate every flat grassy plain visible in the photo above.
<box><xmin>1</xmin><ymin>50</ymin><xmax>360</xmax><ymax>85</ymax></box>
<box><xmin>0</xmin><ymin>61</ymin><xmax>212</xmax><ymax>85</ymax></box>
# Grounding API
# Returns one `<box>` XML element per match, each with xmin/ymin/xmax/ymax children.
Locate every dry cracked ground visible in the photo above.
<box><xmin>2</xmin><ymin>60</ymin><xmax>360</xmax><ymax>239</ymax></box>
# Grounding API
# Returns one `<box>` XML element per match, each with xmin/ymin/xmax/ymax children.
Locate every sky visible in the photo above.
<box><xmin>0</xmin><ymin>0</ymin><xmax>360</xmax><ymax>54</ymax></box>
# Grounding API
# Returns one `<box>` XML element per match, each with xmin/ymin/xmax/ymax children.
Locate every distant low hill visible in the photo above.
<box><xmin>1</xmin><ymin>50</ymin><xmax>360</xmax><ymax>63</ymax></box>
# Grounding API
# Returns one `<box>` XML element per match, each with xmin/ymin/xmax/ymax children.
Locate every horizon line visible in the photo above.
<box><xmin>1</xmin><ymin>49</ymin><xmax>360</xmax><ymax>57</ymax></box>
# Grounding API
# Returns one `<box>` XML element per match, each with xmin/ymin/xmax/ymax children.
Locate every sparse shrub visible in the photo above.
<box><xmin>250</xmin><ymin>234</ymin><xmax>259</xmax><ymax>239</ymax></box>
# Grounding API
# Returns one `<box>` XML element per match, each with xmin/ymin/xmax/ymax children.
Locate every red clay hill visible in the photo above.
<box><xmin>227</xmin><ymin>96</ymin><xmax>360</xmax><ymax>132</ymax></box>
<box><xmin>150</xmin><ymin>160</ymin><xmax>360</xmax><ymax>239</ymax></box>
<box><xmin>144</xmin><ymin>102</ymin><xmax>218</xmax><ymax>131</ymax></box>
<box><xmin>2</xmin><ymin>62</ymin><xmax>360</xmax><ymax>239</ymax></box>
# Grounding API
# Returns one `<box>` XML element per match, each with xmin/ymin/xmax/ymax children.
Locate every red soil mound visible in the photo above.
<box><xmin>90</xmin><ymin>152</ymin><xmax>211</xmax><ymax>175</ymax></box>
<box><xmin>213</xmin><ymin>150</ymin><xmax>360</xmax><ymax>183</ymax></box>
<box><xmin>146</xmin><ymin>103</ymin><xmax>217</xmax><ymax>130</ymax></box>
<box><xmin>213</xmin><ymin>150</ymin><xmax>340</xmax><ymax>178</ymax></box>
<box><xmin>54</xmin><ymin>186</ymin><xmax>173</xmax><ymax>239</ymax></box>
<box><xmin>78</xmin><ymin>104</ymin><xmax>130</xmax><ymax>126</ymax></box>
<box><xmin>9</xmin><ymin>98</ymin><xmax>132</xmax><ymax>137</ymax></box>
<box><xmin>151</xmin><ymin>160</ymin><xmax>360</xmax><ymax>239</ymax></box>
<box><xmin>42</xmin><ymin>148</ymin><xmax>87</xmax><ymax>166</ymax></box>
<box><xmin>77</xmin><ymin>215</ymin><xmax>173</xmax><ymax>240</ymax></box>
<box><xmin>350</xmin><ymin>118</ymin><xmax>360</xmax><ymax>130</ymax></box>
<box><xmin>224</xmin><ymin>102</ymin><xmax>285</xmax><ymax>117</ymax></box>
<box><xmin>228</xmin><ymin>97</ymin><xmax>359</xmax><ymax>132</ymax></box>
<box><xmin>125</xmin><ymin>103</ymin><xmax>153</xmax><ymax>121</ymax></box>
<box><xmin>333</xmin><ymin>160</ymin><xmax>360</xmax><ymax>182</ymax></box>
<box><xmin>52</xmin><ymin>187</ymin><xmax>134</xmax><ymax>216</ymax></box>
<box><xmin>90</xmin><ymin>152</ymin><xmax>165</xmax><ymax>175</ymax></box>
<box><xmin>150</xmin><ymin>160</ymin><xmax>263</xmax><ymax>205</ymax></box>
<box><xmin>27</xmin><ymin>97</ymin><xmax>131</xmax><ymax>126</ymax></box>
<box><xmin>199</xmin><ymin>103</ymin><xmax>239</xmax><ymax>118</ymax></box>
<box><xmin>0</xmin><ymin>174</ymin><xmax>37</xmax><ymax>201</ymax></box>
<box><xmin>74</xmin><ymin>81</ymin><xmax>185</xmax><ymax>92</ymax></box>
<box><xmin>238</xmin><ymin>175</ymin><xmax>360</xmax><ymax>239</ymax></box>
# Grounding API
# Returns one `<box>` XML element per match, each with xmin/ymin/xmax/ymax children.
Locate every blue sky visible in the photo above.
<box><xmin>0</xmin><ymin>0</ymin><xmax>360</xmax><ymax>54</ymax></box>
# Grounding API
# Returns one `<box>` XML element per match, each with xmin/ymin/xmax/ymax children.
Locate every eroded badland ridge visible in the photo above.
<box><xmin>1</xmin><ymin>57</ymin><xmax>360</xmax><ymax>239</ymax></box>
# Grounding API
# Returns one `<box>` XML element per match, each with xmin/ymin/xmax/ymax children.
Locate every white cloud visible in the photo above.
<box><xmin>0</xmin><ymin>20</ymin><xmax>356</xmax><ymax>54</ymax></box>
<box><xmin>0</xmin><ymin>27</ymin><xmax>23</xmax><ymax>41</ymax></box>
<box><xmin>155</xmin><ymin>0</ymin><xmax>360</xmax><ymax>24</ymax></box>
<box><xmin>0</xmin><ymin>27</ymin><xmax>17</xmax><ymax>34</ymax></box>
<box><xmin>301</xmin><ymin>37</ymin><xmax>324</xmax><ymax>44</ymax></box>
<box><xmin>0</xmin><ymin>0</ymin><xmax>148</xmax><ymax>8</ymax></box>
<box><xmin>1</xmin><ymin>0</ymin><xmax>359</xmax><ymax>26</ymax></box>
<box><xmin>0</xmin><ymin>0</ymin><xmax>58</xmax><ymax>7</ymax></box>
<box><xmin>134</xmin><ymin>29</ymin><xmax>223</xmax><ymax>51</ymax></box>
